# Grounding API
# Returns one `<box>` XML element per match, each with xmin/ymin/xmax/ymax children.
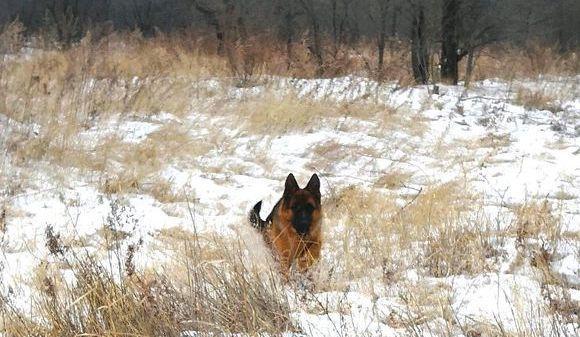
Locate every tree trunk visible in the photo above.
<box><xmin>215</xmin><ymin>26</ymin><xmax>225</xmax><ymax>56</ymax></box>
<box><xmin>373</xmin><ymin>0</ymin><xmax>390</xmax><ymax>81</ymax></box>
<box><xmin>411</xmin><ymin>4</ymin><xmax>429</xmax><ymax>84</ymax></box>
<box><xmin>46</xmin><ymin>0</ymin><xmax>80</xmax><ymax>47</ymax></box>
<box><xmin>331</xmin><ymin>0</ymin><xmax>338</xmax><ymax>55</ymax></box>
<box><xmin>376</xmin><ymin>0</ymin><xmax>388</xmax><ymax>80</ymax></box>
<box><xmin>464</xmin><ymin>49</ymin><xmax>475</xmax><ymax>87</ymax></box>
<box><xmin>390</xmin><ymin>3</ymin><xmax>399</xmax><ymax>40</ymax></box>
<box><xmin>310</xmin><ymin>19</ymin><xmax>324</xmax><ymax>75</ymax></box>
<box><xmin>441</xmin><ymin>0</ymin><xmax>459</xmax><ymax>84</ymax></box>
<box><xmin>377</xmin><ymin>32</ymin><xmax>385</xmax><ymax>74</ymax></box>
<box><xmin>389</xmin><ymin>2</ymin><xmax>400</xmax><ymax>50</ymax></box>
<box><xmin>284</xmin><ymin>11</ymin><xmax>294</xmax><ymax>70</ymax></box>
<box><xmin>192</xmin><ymin>1</ymin><xmax>225</xmax><ymax>56</ymax></box>
<box><xmin>298</xmin><ymin>0</ymin><xmax>324</xmax><ymax>75</ymax></box>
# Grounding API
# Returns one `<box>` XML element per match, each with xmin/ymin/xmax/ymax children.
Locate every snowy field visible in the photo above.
<box><xmin>1</xmin><ymin>71</ymin><xmax>579</xmax><ymax>336</ymax></box>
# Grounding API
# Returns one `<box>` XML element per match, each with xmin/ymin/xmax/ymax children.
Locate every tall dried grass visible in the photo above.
<box><xmin>317</xmin><ymin>180</ymin><xmax>492</xmax><ymax>287</ymax></box>
<box><xmin>1</xmin><ymin>213</ymin><xmax>292</xmax><ymax>337</ymax></box>
<box><xmin>465</xmin><ymin>42</ymin><xmax>579</xmax><ymax>81</ymax></box>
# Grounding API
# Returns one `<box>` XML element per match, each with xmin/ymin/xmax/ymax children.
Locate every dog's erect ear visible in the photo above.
<box><xmin>305</xmin><ymin>173</ymin><xmax>321</xmax><ymax>197</ymax></box>
<box><xmin>284</xmin><ymin>173</ymin><xmax>299</xmax><ymax>197</ymax></box>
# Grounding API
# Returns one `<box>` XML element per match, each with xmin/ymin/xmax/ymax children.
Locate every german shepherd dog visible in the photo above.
<box><xmin>249</xmin><ymin>173</ymin><xmax>322</xmax><ymax>278</ymax></box>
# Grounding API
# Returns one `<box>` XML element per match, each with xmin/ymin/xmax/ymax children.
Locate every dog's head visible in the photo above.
<box><xmin>282</xmin><ymin>173</ymin><xmax>321</xmax><ymax>236</ymax></box>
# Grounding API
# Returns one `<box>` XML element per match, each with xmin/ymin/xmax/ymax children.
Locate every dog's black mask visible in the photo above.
<box><xmin>291</xmin><ymin>202</ymin><xmax>315</xmax><ymax>236</ymax></box>
<box><xmin>282</xmin><ymin>173</ymin><xmax>321</xmax><ymax>237</ymax></box>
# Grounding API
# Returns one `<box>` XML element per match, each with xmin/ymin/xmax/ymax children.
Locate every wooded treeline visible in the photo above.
<box><xmin>1</xmin><ymin>0</ymin><xmax>579</xmax><ymax>83</ymax></box>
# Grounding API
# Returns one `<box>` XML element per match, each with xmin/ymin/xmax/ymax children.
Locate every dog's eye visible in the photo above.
<box><xmin>305</xmin><ymin>204</ymin><xmax>315</xmax><ymax>212</ymax></box>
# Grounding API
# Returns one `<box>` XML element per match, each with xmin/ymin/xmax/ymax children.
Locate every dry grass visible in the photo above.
<box><xmin>0</xmin><ymin>20</ymin><xmax>24</xmax><ymax>54</ymax></box>
<box><xmin>2</xmin><ymin>180</ymin><xmax>577</xmax><ymax>337</ymax></box>
<box><xmin>1</xmin><ymin>217</ymin><xmax>292</xmax><ymax>337</ymax></box>
<box><xmin>100</xmin><ymin>171</ymin><xmax>141</xmax><ymax>195</ymax></box>
<box><xmin>1</xmin><ymin>30</ymin><xmax>574</xmax><ymax>188</ymax></box>
<box><xmin>465</xmin><ymin>42</ymin><xmax>579</xmax><ymax>81</ymax></box>
<box><xmin>515</xmin><ymin>87</ymin><xmax>562</xmax><ymax>113</ymax></box>
<box><xmin>478</xmin><ymin>133</ymin><xmax>513</xmax><ymax>149</ymax></box>
<box><xmin>374</xmin><ymin>170</ymin><xmax>414</xmax><ymax>190</ymax></box>
<box><xmin>393</xmin><ymin>282</ymin><xmax>458</xmax><ymax>334</ymax></box>
<box><xmin>230</xmin><ymin>88</ymin><xmax>421</xmax><ymax>150</ymax></box>
<box><xmin>424</xmin><ymin>227</ymin><xmax>496</xmax><ymax>277</ymax></box>
<box><xmin>397</xmin><ymin>291</ymin><xmax>577</xmax><ymax>337</ymax></box>
<box><xmin>143</xmin><ymin>177</ymin><xmax>185</xmax><ymax>203</ymax></box>
<box><xmin>88</xmin><ymin>122</ymin><xmax>208</xmax><ymax>196</ymax></box>
<box><xmin>506</xmin><ymin>199</ymin><xmax>579</xmax><ymax>324</ymax></box>
<box><xmin>512</xmin><ymin>200</ymin><xmax>561</xmax><ymax>244</ymax></box>
<box><xmin>320</xmin><ymin>185</ymin><xmax>401</xmax><ymax>285</ymax></box>
<box><xmin>317</xmin><ymin>180</ymin><xmax>487</xmax><ymax>288</ymax></box>
<box><xmin>237</xmin><ymin>92</ymin><xmax>329</xmax><ymax>134</ymax></box>
<box><xmin>399</xmin><ymin>181</ymin><xmax>478</xmax><ymax>234</ymax></box>
<box><xmin>403</xmin><ymin>181</ymin><xmax>497</xmax><ymax>278</ymax></box>
<box><xmin>308</xmin><ymin>140</ymin><xmax>382</xmax><ymax>174</ymax></box>
<box><xmin>0</xmin><ymin>33</ymin><xmax>219</xmax><ymax>179</ymax></box>
<box><xmin>234</xmin><ymin>91</ymin><xmax>399</xmax><ymax>135</ymax></box>
<box><xmin>0</xmin><ymin>28</ymin><xmax>577</xmax><ymax>102</ymax></box>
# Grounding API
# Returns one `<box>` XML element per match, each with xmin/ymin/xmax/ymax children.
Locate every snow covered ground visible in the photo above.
<box><xmin>1</xmin><ymin>74</ymin><xmax>579</xmax><ymax>336</ymax></box>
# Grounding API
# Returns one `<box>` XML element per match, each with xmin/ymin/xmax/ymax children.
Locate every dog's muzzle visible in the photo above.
<box><xmin>293</xmin><ymin>217</ymin><xmax>311</xmax><ymax>236</ymax></box>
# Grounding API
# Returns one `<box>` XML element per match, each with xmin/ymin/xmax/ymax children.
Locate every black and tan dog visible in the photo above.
<box><xmin>249</xmin><ymin>173</ymin><xmax>322</xmax><ymax>278</ymax></box>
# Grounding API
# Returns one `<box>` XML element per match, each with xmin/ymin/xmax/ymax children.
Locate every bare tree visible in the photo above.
<box><xmin>191</xmin><ymin>0</ymin><xmax>227</xmax><ymax>55</ymax></box>
<box><xmin>410</xmin><ymin>0</ymin><xmax>429</xmax><ymax>84</ymax></box>
<box><xmin>296</xmin><ymin>0</ymin><xmax>324</xmax><ymax>75</ymax></box>
<box><xmin>43</xmin><ymin>0</ymin><xmax>82</xmax><ymax>46</ymax></box>
<box><xmin>274</xmin><ymin>0</ymin><xmax>301</xmax><ymax>68</ymax></box>
<box><xmin>125</xmin><ymin>0</ymin><xmax>155</xmax><ymax>36</ymax></box>
<box><xmin>456</xmin><ymin>0</ymin><xmax>501</xmax><ymax>86</ymax></box>
<box><xmin>389</xmin><ymin>1</ymin><xmax>401</xmax><ymax>43</ymax></box>
<box><xmin>330</xmin><ymin>0</ymin><xmax>351</xmax><ymax>56</ymax></box>
<box><xmin>6</xmin><ymin>0</ymin><xmax>580</xmax><ymax>76</ymax></box>
<box><xmin>368</xmin><ymin>0</ymin><xmax>390</xmax><ymax>78</ymax></box>
<box><xmin>0</xmin><ymin>0</ymin><xmax>22</xmax><ymax>27</ymax></box>
<box><xmin>441</xmin><ymin>0</ymin><xmax>459</xmax><ymax>84</ymax></box>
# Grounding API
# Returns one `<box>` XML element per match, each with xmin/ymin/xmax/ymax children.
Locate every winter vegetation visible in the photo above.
<box><xmin>0</xmin><ymin>1</ymin><xmax>579</xmax><ymax>337</ymax></box>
